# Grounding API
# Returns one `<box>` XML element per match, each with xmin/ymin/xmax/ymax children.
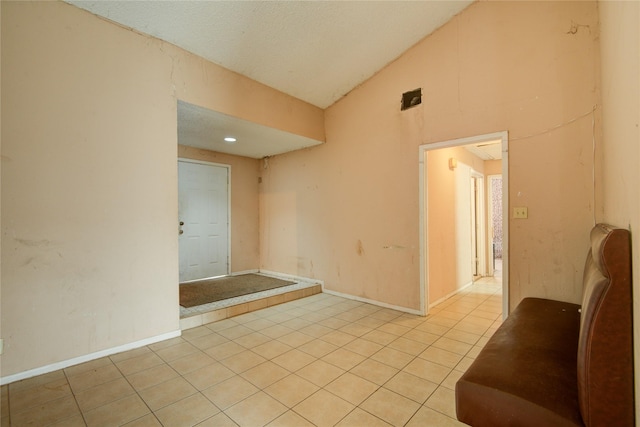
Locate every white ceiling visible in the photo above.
<box><xmin>67</xmin><ymin>0</ymin><xmax>473</xmax><ymax>158</ymax></box>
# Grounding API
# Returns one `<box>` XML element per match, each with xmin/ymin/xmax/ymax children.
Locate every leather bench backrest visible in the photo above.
<box><xmin>577</xmin><ymin>224</ymin><xmax>633</xmax><ymax>426</ymax></box>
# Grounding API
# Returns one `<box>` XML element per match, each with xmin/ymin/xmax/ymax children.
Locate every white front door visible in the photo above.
<box><xmin>178</xmin><ymin>160</ymin><xmax>229</xmax><ymax>282</ymax></box>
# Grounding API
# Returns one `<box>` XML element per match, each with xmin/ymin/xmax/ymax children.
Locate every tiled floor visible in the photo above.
<box><xmin>1</xmin><ymin>277</ymin><xmax>502</xmax><ymax>427</ymax></box>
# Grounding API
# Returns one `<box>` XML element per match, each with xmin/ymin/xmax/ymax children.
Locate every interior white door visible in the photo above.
<box><xmin>178</xmin><ymin>160</ymin><xmax>229</xmax><ymax>282</ymax></box>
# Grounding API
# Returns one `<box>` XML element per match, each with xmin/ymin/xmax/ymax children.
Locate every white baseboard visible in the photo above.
<box><xmin>231</xmin><ymin>269</ymin><xmax>260</xmax><ymax>276</ymax></box>
<box><xmin>1</xmin><ymin>329</ymin><xmax>182</xmax><ymax>386</ymax></box>
<box><xmin>323</xmin><ymin>288</ymin><xmax>423</xmax><ymax>316</ymax></box>
<box><xmin>258</xmin><ymin>270</ymin><xmax>324</xmax><ymax>287</ymax></box>
<box><xmin>428</xmin><ymin>281</ymin><xmax>474</xmax><ymax>309</ymax></box>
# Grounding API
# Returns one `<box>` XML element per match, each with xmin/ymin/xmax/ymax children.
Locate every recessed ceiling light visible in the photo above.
<box><xmin>224</xmin><ymin>137</ymin><xmax>237</xmax><ymax>144</ymax></box>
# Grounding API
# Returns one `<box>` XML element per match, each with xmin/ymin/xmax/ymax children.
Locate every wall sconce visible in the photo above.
<box><xmin>449</xmin><ymin>158</ymin><xmax>458</xmax><ymax>170</ymax></box>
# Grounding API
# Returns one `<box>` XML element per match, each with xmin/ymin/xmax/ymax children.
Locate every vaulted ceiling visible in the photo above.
<box><xmin>67</xmin><ymin>1</ymin><xmax>474</xmax><ymax>157</ymax></box>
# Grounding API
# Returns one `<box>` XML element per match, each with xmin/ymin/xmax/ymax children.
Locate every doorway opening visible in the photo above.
<box><xmin>418</xmin><ymin>131</ymin><xmax>508</xmax><ymax>317</ymax></box>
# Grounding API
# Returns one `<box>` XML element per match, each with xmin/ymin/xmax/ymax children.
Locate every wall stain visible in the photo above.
<box><xmin>356</xmin><ymin>240</ymin><xmax>365</xmax><ymax>256</ymax></box>
<box><xmin>15</xmin><ymin>238</ymin><xmax>51</xmax><ymax>247</ymax></box>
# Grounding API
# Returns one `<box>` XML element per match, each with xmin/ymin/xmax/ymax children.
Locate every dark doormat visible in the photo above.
<box><xmin>179</xmin><ymin>274</ymin><xmax>295</xmax><ymax>308</ymax></box>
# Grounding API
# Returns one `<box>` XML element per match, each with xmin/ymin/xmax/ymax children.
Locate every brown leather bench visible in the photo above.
<box><xmin>456</xmin><ymin>224</ymin><xmax>634</xmax><ymax>426</ymax></box>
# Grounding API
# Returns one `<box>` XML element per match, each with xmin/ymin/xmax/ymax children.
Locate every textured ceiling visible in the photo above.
<box><xmin>67</xmin><ymin>0</ymin><xmax>472</xmax><ymax>109</ymax></box>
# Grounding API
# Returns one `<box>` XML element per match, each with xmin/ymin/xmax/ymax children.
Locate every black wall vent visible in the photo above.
<box><xmin>401</xmin><ymin>88</ymin><xmax>422</xmax><ymax>111</ymax></box>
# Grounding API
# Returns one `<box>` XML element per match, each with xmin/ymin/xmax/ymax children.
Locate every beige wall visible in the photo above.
<box><xmin>178</xmin><ymin>145</ymin><xmax>260</xmax><ymax>273</ymax></box>
<box><xmin>1</xmin><ymin>1</ymin><xmax>322</xmax><ymax>378</ymax></box>
<box><xmin>597</xmin><ymin>0</ymin><xmax>640</xmax><ymax>418</ymax></box>
<box><xmin>260</xmin><ymin>1</ymin><xmax>601</xmax><ymax>311</ymax></box>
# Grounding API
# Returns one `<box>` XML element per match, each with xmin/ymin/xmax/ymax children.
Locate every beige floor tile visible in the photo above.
<box><xmin>403</xmin><ymin>358</ymin><xmax>451</xmax><ymax>384</ymax></box>
<box><xmin>138</xmin><ymin>376</ymin><xmax>197</xmax><ymax>411</ymax></box>
<box><xmin>321</xmin><ymin>331</ymin><xmax>355</xmax><ymax>347</ymax></box>
<box><xmin>272</xmin><ymin>349</ymin><xmax>316</xmax><ymax>372</ymax></box>
<box><xmin>267</xmin><ymin>410</ymin><xmax>315</xmax><ymax>427</ymax></box>
<box><xmin>253</xmin><ymin>339</ymin><xmax>294</xmax><ymax>359</ymax></box>
<box><xmin>116</xmin><ymin>352</ymin><xmax>165</xmax><ymax>377</ymax></box>
<box><xmin>67</xmin><ymin>363</ymin><xmax>122</xmax><ymax>393</ymax></box>
<box><xmin>225</xmin><ymin>391</ymin><xmax>288</xmax><ymax>427</ymax></box>
<box><xmin>204</xmin><ymin>341</ymin><xmax>246</xmax><ymax>360</ymax></box>
<box><xmin>63</xmin><ymin>358</ymin><xmax>113</xmax><ymax>379</ymax></box>
<box><xmin>10</xmin><ymin>395</ymin><xmax>81</xmax><ymax>426</ymax></box>
<box><xmin>403</xmin><ymin>329</ymin><xmax>440</xmax><ymax>346</ymax></box>
<box><xmin>234</xmin><ymin>331</ymin><xmax>273</xmax><ymax>349</ymax></box>
<box><xmin>49</xmin><ymin>414</ymin><xmax>88</xmax><ymax>427</ymax></box>
<box><xmin>125</xmin><ymin>364</ymin><xmax>179</xmax><ymax>392</ymax></box>
<box><xmin>277</xmin><ymin>331</ymin><xmax>315</xmax><ymax>347</ymax></box>
<box><xmin>244</xmin><ymin>317</ymin><xmax>278</xmax><ymax>331</ymax></box>
<box><xmin>424</xmin><ymin>386</ymin><xmax>458</xmax><ymax>418</ymax></box>
<box><xmin>296</xmin><ymin>360</ymin><xmax>345</xmax><ymax>387</ymax></box>
<box><xmin>188</xmin><ymin>332</ymin><xmax>230</xmax><ymax>350</ymax></box>
<box><xmin>9</xmin><ymin>377</ymin><xmax>72</xmax><ymax>413</ymax></box>
<box><xmin>260</xmin><ymin>324</ymin><xmax>295</xmax><ymax>339</ymax></box>
<box><xmin>280</xmin><ymin>317</ymin><xmax>314</xmax><ymax>331</ymax></box>
<box><xmin>414</xmin><ymin>322</ymin><xmax>450</xmax><ymax>336</ymax></box>
<box><xmin>377</xmin><ymin>322</ymin><xmax>411</xmax><ymax>336</ymax></box>
<box><xmin>205</xmin><ymin>318</ymin><xmax>239</xmax><ymax>333</ymax></box>
<box><xmin>360</xmin><ymin>388</ymin><xmax>421</xmax><ymax>426</ymax></box>
<box><xmin>154</xmin><ymin>341</ymin><xmax>199</xmax><ymax>362</ymax></box>
<box><xmin>405</xmin><ymin>406</ymin><xmax>466</xmax><ymax>427</ymax></box>
<box><xmin>322</xmin><ymin>348</ymin><xmax>366</xmax><ymax>370</ymax></box>
<box><xmin>154</xmin><ymin>393</ymin><xmax>219</xmax><ymax>427</ymax></box>
<box><xmin>183</xmin><ymin>362</ymin><xmax>236</xmax><ymax>391</ymax></box>
<box><xmin>454</xmin><ymin>356</ymin><xmax>475</xmax><ymax>372</ymax></box>
<box><xmin>241</xmin><ymin>361</ymin><xmax>290</xmax><ymax>389</ymax></box>
<box><xmin>8</xmin><ymin>371</ymin><xmax>63</xmax><ymax>394</ymax></box>
<box><xmin>83</xmin><ymin>394</ymin><xmax>149</xmax><ymax>427</ymax></box>
<box><xmin>202</xmin><ymin>375</ymin><xmax>259</xmax><ymax>410</ymax></box>
<box><xmin>299</xmin><ymin>323</ymin><xmax>333</xmax><ymax>338</ymax></box>
<box><xmin>121</xmin><ymin>414</ymin><xmax>162</xmax><ymax>426</ymax></box>
<box><xmin>350</xmin><ymin>359</ymin><xmax>398</xmax><ymax>386</ymax></box>
<box><xmin>426</xmin><ymin>316</ymin><xmax>459</xmax><ymax>328</ymax></box>
<box><xmin>370</xmin><ymin>346</ymin><xmax>415</xmax><ymax>369</ymax></box>
<box><xmin>196</xmin><ymin>411</ymin><xmax>239</xmax><ymax>427</ymax></box>
<box><xmin>220</xmin><ymin>350</ymin><xmax>267</xmax><ymax>373</ymax></box>
<box><xmin>361</xmin><ymin>329</ymin><xmax>398</xmax><ymax>346</ymax></box>
<box><xmin>432</xmin><ymin>337</ymin><xmax>473</xmax><ymax>355</ymax></box>
<box><xmin>356</xmin><ymin>316</ymin><xmax>386</xmax><ymax>329</ymax></box>
<box><xmin>387</xmin><ymin>337</ymin><xmax>429</xmax><ymax>356</ymax></box>
<box><xmin>383</xmin><ymin>371</ymin><xmax>437</xmax><ymax>404</ymax></box>
<box><xmin>325</xmin><ymin>372</ymin><xmax>378</xmax><ymax>405</ymax></box>
<box><xmin>318</xmin><ymin>317</ymin><xmax>351</xmax><ymax>330</ymax></box>
<box><xmin>169</xmin><ymin>350</ymin><xmax>216</xmax><ymax>375</ymax></box>
<box><xmin>442</xmin><ymin>369</ymin><xmax>464</xmax><ymax>390</ymax></box>
<box><xmin>293</xmin><ymin>390</ymin><xmax>355</xmax><ymax>427</ymax></box>
<box><xmin>298</xmin><ymin>339</ymin><xmax>338</xmax><ymax>358</ymax></box>
<box><xmin>264</xmin><ymin>374</ymin><xmax>319</xmax><ymax>407</ymax></box>
<box><xmin>339</xmin><ymin>322</ymin><xmax>373</xmax><ymax>337</ymax></box>
<box><xmin>216</xmin><ymin>324</ymin><xmax>254</xmax><ymax>340</ymax></box>
<box><xmin>335</xmin><ymin>408</ymin><xmax>392</xmax><ymax>427</ymax></box>
<box><xmin>419</xmin><ymin>346</ymin><xmax>464</xmax><ymax>368</ymax></box>
<box><xmin>444</xmin><ymin>328</ymin><xmax>482</xmax><ymax>345</ymax></box>
<box><xmin>75</xmin><ymin>377</ymin><xmax>135</xmax><ymax>412</ymax></box>
<box><xmin>181</xmin><ymin>325</ymin><xmax>214</xmax><ymax>341</ymax></box>
<box><xmin>343</xmin><ymin>337</ymin><xmax>384</xmax><ymax>357</ymax></box>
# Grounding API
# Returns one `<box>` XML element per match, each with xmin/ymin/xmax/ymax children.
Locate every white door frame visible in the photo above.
<box><xmin>178</xmin><ymin>158</ymin><xmax>232</xmax><ymax>280</ymax></box>
<box><xmin>418</xmin><ymin>131</ymin><xmax>509</xmax><ymax>317</ymax></box>
<box><xmin>470</xmin><ymin>170</ymin><xmax>486</xmax><ymax>278</ymax></box>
